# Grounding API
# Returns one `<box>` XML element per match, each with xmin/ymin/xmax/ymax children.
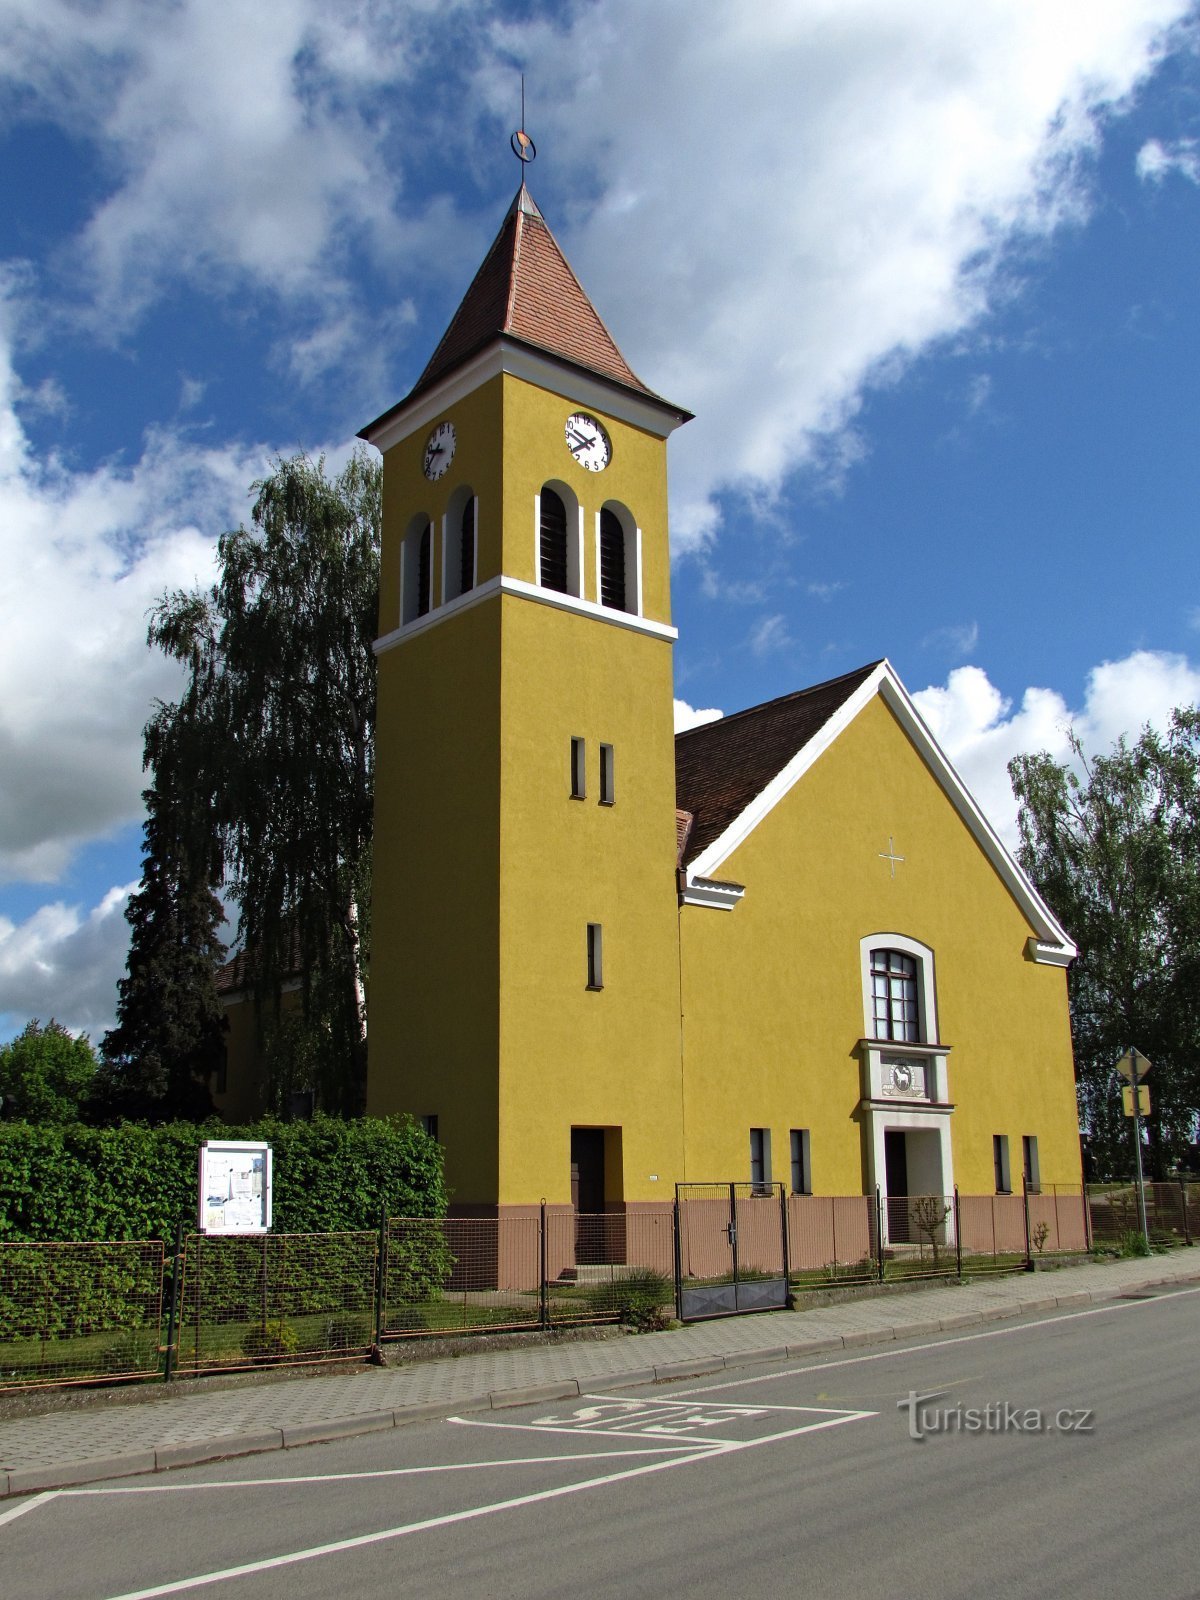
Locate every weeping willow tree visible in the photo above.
<box><xmin>140</xmin><ymin>450</ymin><xmax>380</xmax><ymax>1115</ymax></box>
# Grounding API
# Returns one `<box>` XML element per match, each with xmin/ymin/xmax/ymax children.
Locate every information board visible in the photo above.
<box><xmin>198</xmin><ymin>1140</ymin><xmax>272</xmax><ymax>1234</ymax></box>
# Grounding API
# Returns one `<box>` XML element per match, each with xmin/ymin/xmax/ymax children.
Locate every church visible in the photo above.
<box><xmin>353</xmin><ymin>172</ymin><xmax>1084</xmax><ymax>1238</ymax></box>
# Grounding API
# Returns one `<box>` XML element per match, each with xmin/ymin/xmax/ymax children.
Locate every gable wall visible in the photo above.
<box><xmin>679</xmin><ymin>694</ymin><xmax>1081</xmax><ymax>1194</ymax></box>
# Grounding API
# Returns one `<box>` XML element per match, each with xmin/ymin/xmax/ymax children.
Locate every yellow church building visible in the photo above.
<box><xmin>357</xmin><ymin>177</ymin><xmax>1083</xmax><ymax>1238</ymax></box>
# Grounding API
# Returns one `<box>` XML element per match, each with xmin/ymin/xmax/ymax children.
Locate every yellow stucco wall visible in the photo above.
<box><xmin>679</xmin><ymin>694</ymin><xmax>1082</xmax><ymax>1195</ymax></box>
<box><xmin>367</xmin><ymin>597</ymin><xmax>502</xmax><ymax>1204</ymax></box>
<box><xmin>496</xmin><ymin>597</ymin><xmax>682</xmax><ymax>1205</ymax></box>
<box><xmin>368</xmin><ymin>370</ymin><xmax>680</xmax><ymax>1206</ymax></box>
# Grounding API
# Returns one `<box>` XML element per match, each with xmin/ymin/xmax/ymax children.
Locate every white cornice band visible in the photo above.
<box><xmin>374</xmin><ymin>574</ymin><xmax>678</xmax><ymax>656</ymax></box>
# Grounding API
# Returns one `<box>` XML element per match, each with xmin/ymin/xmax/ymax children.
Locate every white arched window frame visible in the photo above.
<box><xmin>534</xmin><ymin>481</ymin><xmax>583</xmax><ymax>599</ymax></box>
<box><xmin>857</xmin><ymin>933</ymin><xmax>954</xmax><ymax>1241</ymax></box>
<box><xmin>401</xmin><ymin>511</ymin><xmax>435</xmax><ymax>626</ymax></box>
<box><xmin>442</xmin><ymin>486</ymin><xmax>478</xmax><ymax>604</ymax></box>
<box><xmin>594</xmin><ymin>500</ymin><xmax>642</xmax><ymax>616</ymax></box>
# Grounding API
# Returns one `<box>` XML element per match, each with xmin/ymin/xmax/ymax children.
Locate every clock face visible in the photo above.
<box><xmin>565</xmin><ymin>412</ymin><xmax>611</xmax><ymax>472</ymax></box>
<box><xmin>423</xmin><ymin>420</ymin><xmax>456</xmax><ymax>481</ymax></box>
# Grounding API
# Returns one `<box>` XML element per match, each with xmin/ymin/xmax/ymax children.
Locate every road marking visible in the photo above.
<box><xmin>0</xmin><ymin>1491</ymin><xmax>56</xmax><ymax>1528</ymax></box>
<box><xmin>451</xmin><ymin>1419</ymin><xmax>730</xmax><ymax>1448</ymax></box>
<box><xmin>451</xmin><ymin>1394</ymin><xmax>865</xmax><ymax>1448</ymax></box>
<box><xmin>56</xmin><ymin>1448</ymin><xmax>695</xmax><ymax>1497</ymax></box>
<box><xmin>96</xmin><ymin>1410</ymin><xmax>875</xmax><ymax>1599</ymax></box>
<box><xmin>667</xmin><ymin>1285</ymin><xmax>1200</xmax><ymax>1397</ymax></box>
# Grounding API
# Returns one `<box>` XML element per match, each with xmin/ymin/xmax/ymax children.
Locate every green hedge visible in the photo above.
<box><xmin>0</xmin><ymin>1116</ymin><xmax>446</xmax><ymax>1243</ymax></box>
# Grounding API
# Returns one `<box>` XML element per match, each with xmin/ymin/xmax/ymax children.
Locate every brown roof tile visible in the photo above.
<box><xmin>410</xmin><ymin>185</ymin><xmax>665</xmax><ymax>404</ymax></box>
<box><xmin>674</xmin><ymin>663</ymin><xmax>882</xmax><ymax>867</ymax></box>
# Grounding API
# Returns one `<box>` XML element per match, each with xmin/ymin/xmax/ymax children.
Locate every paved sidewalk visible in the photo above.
<box><xmin>2</xmin><ymin>1251</ymin><xmax>1196</xmax><ymax>1498</ymax></box>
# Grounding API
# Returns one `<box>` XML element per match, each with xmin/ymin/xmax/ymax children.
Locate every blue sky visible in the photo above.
<box><xmin>2</xmin><ymin>1</ymin><xmax>1200</xmax><ymax>1041</ymax></box>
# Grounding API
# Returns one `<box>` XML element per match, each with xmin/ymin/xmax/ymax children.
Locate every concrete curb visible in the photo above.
<box><xmin>3</xmin><ymin>1262</ymin><xmax>1196</xmax><ymax>1499</ymax></box>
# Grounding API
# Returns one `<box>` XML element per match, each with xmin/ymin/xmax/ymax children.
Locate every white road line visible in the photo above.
<box><xmin>98</xmin><ymin>1410</ymin><xmax>875</xmax><ymax>1599</ymax></box>
<box><xmin>0</xmin><ymin>1491</ymin><xmax>56</xmax><ymax>1528</ymax></box>
<box><xmin>667</xmin><ymin>1285</ymin><xmax>1200</xmax><ymax>1397</ymax></box>
<box><xmin>57</xmin><ymin>1448</ymin><xmax>695</xmax><ymax>1497</ymax></box>
<box><xmin>449</xmin><ymin>1419</ymin><xmax>725</xmax><ymax>1447</ymax></box>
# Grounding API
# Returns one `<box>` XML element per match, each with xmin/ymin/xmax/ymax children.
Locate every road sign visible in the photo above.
<box><xmin>1122</xmin><ymin>1084</ymin><xmax>1151</xmax><ymax>1118</ymax></box>
<box><xmin>1115</xmin><ymin>1049</ymin><xmax>1152</xmax><ymax>1083</ymax></box>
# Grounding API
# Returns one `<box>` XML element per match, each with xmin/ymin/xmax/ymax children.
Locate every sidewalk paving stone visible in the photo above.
<box><xmin>1</xmin><ymin>1251</ymin><xmax>1195</xmax><ymax>1496</ymax></box>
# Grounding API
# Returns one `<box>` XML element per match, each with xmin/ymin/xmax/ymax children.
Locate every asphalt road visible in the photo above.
<box><xmin>4</xmin><ymin>1283</ymin><xmax>1198</xmax><ymax>1600</ymax></box>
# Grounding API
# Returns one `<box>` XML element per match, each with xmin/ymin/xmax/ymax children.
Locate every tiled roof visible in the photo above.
<box><xmin>409</xmin><ymin>185</ymin><xmax>663</xmax><ymax>404</ymax></box>
<box><xmin>675</xmin><ymin>809</ymin><xmax>694</xmax><ymax>868</ymax></box>
<box><xmin>674</xmin><ymin>663</ymin><xmax>882</xmax><ymax>867</ymax></box>
<box><xmin>215</xmin><ymin>931</ymin><xmax>305</xmax><ymax>997</ymax></box>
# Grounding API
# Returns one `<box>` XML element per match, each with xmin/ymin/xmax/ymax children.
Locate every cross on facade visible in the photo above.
<box><xmin>878</xmin><ymin>836</ymin><xmax>905</xmax><ymax>878</ymax></box>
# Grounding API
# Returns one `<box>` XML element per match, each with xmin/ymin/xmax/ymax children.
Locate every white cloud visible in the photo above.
<box><xmin>674</xmin><ymin>699</ymin><xmax>723</xmax><ymax>733</ymax></box>
<box><xmin>0</xmin><ymin>884</ymin><xmax>134</xmax><ymax>1040</ymax></box>
<box><xmin>479</xmin><ymin>0</ymin><xmax>1189</xmax><ymax>549</ymax></box>
<box><xmin>921</xmin><ymin>620</ymin><xmax>980</xmax><ymax>659</ymax></box>
<box><xmin>912</xmin><ymin>648</ymin><xmax>1200</xmax><ymax>849</ymax></box>
<box><xmin>749</xmin><ymin>614</ymin><xmax>793</xmax><ymax>657</ymax></box>
<box><xmin>0</xmin><ymin>289</ymin><xmax>269</xmax><ymax>882</ymax></box>
<box><xmin>1136</xmin><ymin>136</ymin><xmax>1200</xmax><ymax>183</ymax></box>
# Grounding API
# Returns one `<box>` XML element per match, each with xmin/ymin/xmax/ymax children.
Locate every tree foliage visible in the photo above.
<box><xmin>1009</xmin><ymin>709</ymin><xmax>1200</xmax><ymax>1177</ymax></box>
<box><xmin>100</xmin><ymin>754</ymin><xmax>227</xmax><ymax>1120</ymax></box>
<box><xmin>147</xmin><ymin>451</ymin><xmax>380</xmax><ymax>1115</ymax></box>
<box><xmin>0</xmin><ymin>1020</ymin><xmax>98</xmax><ymax>1123</ymax></box>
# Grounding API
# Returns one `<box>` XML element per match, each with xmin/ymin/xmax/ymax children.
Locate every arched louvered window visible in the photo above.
<box><xmin>539</xmin><ymin>487</ymin><xmax>569</xmax><ymax>593</ymax></box>
<box><xmin>459</xmin><ymin>498</ymin><xmax>475</xmax><ymax>596</ymax></box>
<box><xmin>416</xmin><ymin>520</ymin><xmax>431</xmax><ymax>618</ymax></box>
<box><xmin>599</xmin><ymin>507</ymin><xmax>628</xmax><ymax>611</ymax></box>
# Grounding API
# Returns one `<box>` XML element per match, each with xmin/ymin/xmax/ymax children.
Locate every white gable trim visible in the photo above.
<box><xmin>361</xmin><ymin>339</ymin><xmax>688</xmax><ymax>455</ymax></box>
<box><xmin>687</xmin><ymin>659</ymin><xmax>1076</xmax><ymax>960</ymax></box>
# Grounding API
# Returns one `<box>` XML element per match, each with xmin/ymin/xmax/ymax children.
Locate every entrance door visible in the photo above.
<box><xmin>570</xmin><ymin>1128</ymin><xmax>605</xmax><ymax>1263</ymax></box>
<box><xmin>884</xmin><ymin>1130</ymin><xmax>909</xmax><ymax>1243</ymax></box>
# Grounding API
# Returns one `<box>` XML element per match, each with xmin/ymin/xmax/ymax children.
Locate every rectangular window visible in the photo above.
<box><xmin>790</xmin><ymin>1129</ymin><xmax>811</xmax><ymax>1194</ymax></box>
<box><xmin>599</xmin><ymin>743</ymin><xmax>615</xmax><ymax>805</ymax></box>
<box><xmin>1022</xmin><ymin>1135</ymin><xmax>1040</xmax><ymax>1194</ymax></box>
<box><xmin>993</xmin><ymin>1134</ymin><xmax>1011</xmax><ymax>1194</ymax></box>
<box><xmin>750</xmin><ymin>1128</ymin><xmax>772</xmax><ymax>1190</ymax></box>
<box><xmin>586</xmin><ymin>923</ymin><xmax>603</xmax><ymax>989</ymax></box>
<box><xmin>420</xmin><ymin>1114</ymin><xmax>439</xmax><ymax>1142</ymax></box>
<box><xmin>570</xmin><ymin>736</ymin><xmax>586</xmax><ymax>799</ymax></box>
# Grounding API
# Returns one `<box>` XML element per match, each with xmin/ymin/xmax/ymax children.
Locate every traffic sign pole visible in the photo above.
<box><xmin>1127</xmin><ymin>1048</ymin><xmax>1150</xmax><ymax>1250</ymax></box>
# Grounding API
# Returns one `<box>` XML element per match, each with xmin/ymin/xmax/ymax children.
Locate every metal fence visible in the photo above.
<box><xmin>1</xmin><ymin>1182</ymin><xmax>1195</xmax><ymax>1392</ymax></box>
<box><xmin>1086</xmin><ymin>1180</ymin><xmax>1196</xmax><ymax>1248</ymax></box>
<box><xmin>0</xmin><ymin>1240</ymin><xmax>165</xmax><ymax>1391</ymax></box>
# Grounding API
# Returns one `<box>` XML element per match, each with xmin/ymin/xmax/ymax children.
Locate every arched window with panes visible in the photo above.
<box><xmin>870</xmin><ymin>948</ymin><xmax>921</xmax><ymax>1042</ymax></box>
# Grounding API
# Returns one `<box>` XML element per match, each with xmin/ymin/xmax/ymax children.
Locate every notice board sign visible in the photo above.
<box><xmin>198</xmin><ymin>1140</ymin><xmax>272</xmax><ymax>1234</ymax></box>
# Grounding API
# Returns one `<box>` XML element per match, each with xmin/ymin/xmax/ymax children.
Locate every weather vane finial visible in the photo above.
<box><xmin>511</xmin><ymin>73</ymin><xmax>536</xmax><ymax>167</ymax></box>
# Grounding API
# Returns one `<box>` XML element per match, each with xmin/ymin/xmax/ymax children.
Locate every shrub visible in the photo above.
<box><xmin>588</xmin><ymin>1269</ymin><xmax>672</xmax><ymax>1332</ymax></box>
<box><xmin>241</xmin><ymin>1319</ymin><xmax>300</xmax><ymax>1361</ymax></box>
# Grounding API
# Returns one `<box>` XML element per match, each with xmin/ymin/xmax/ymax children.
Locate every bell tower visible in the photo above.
<box><xmin>361</xmin><ymin>172</ymin><xmax>691</xmax><ymax>1213</ymax></box>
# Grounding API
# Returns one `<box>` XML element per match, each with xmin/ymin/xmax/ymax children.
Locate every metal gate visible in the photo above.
<box><xmin>674</xmin><ymin>1183</ymin><xmax>789</xmax><ymax>1321</ymax></box>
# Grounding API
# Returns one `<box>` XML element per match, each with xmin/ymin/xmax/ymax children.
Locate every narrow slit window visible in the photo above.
<box><xmin>570</xmin><ymin>737</ymin><xmax>586</xmax><ymax>800</ymax></box>
<box><xmin>993</xmin><ymin>1134</ymin><xmax>1011</xmax><ymax>1194</ymax></box>
<box><xmin>599</xmin><ymin>743</ymin><xmax>615</xmax><ymax>806</ymax></box>
<box><xmin>790</xmin><ymin>1129</ymin><xmax>811</xmax><ymax>1194</ymax></box>
<box><xmin>586</xmin><ymin>923</ymin><xmax>603</xmax><ymax>989</ymax></box>
<box><xmin>1022</xmin><ymin>1135</ymin><xmax>1040</xmax><ymax>1194</ymax></box>
<box><xmin>420</xmin><ymin>1114</ymin><xmax>439</xmax><ymax>1142</ymax></box>
<box><xmin>750</xmin><ymin>1128</ymin><xmax>771</xmax><ymax>1191</ymax></box>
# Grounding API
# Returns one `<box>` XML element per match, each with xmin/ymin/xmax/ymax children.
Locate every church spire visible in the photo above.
<box><xmin>407</xmin><ymin>183</ymin><xmax>664</xmax><ymax>406</ymax></box>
